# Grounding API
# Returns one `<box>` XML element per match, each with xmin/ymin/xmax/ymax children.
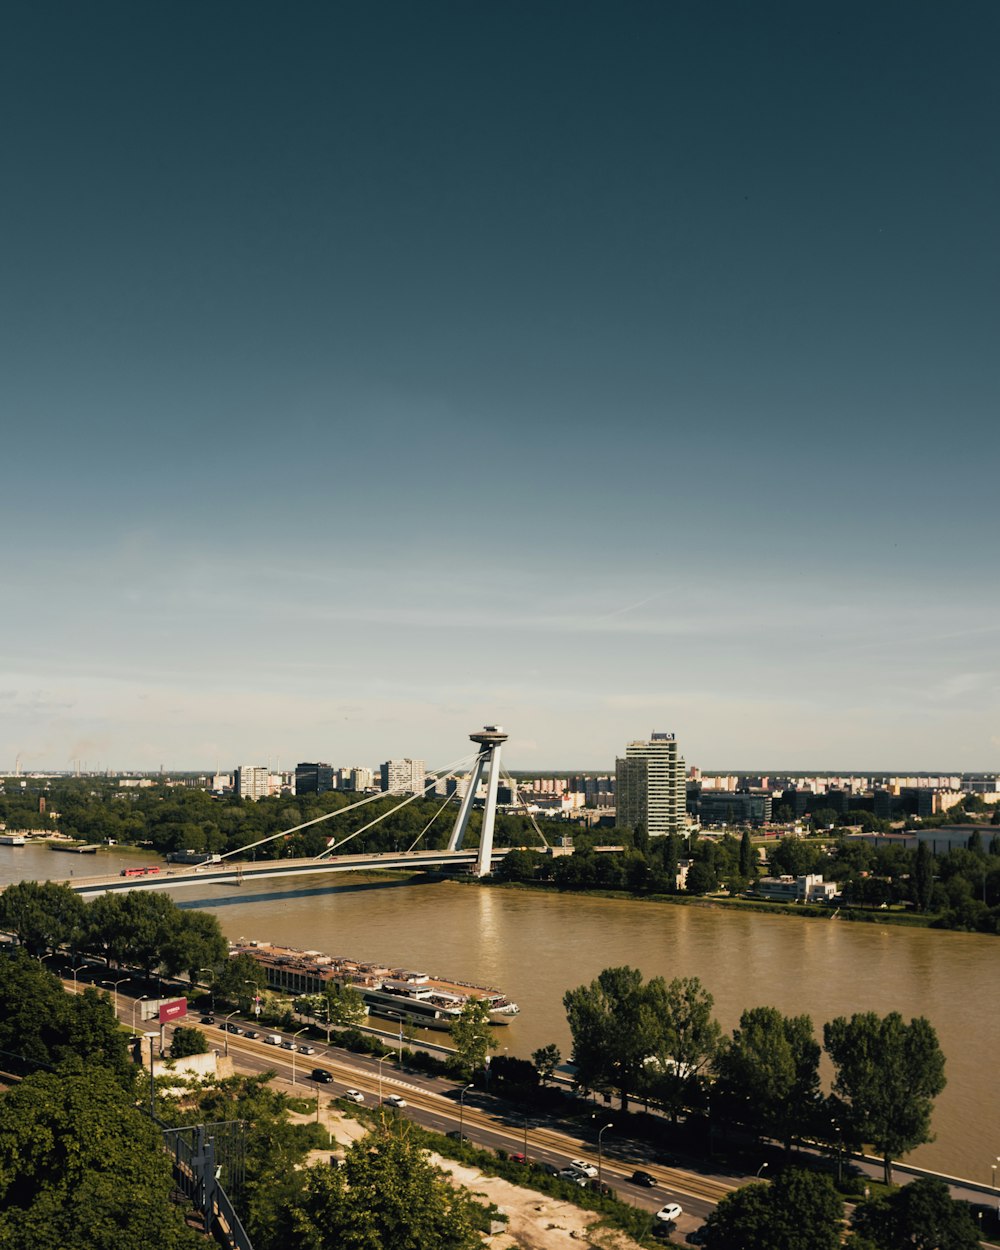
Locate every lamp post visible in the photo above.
<box><xmin>223</xmin><ymin>1009</ymin><xmax>240</xmax><ymax>1057</ymax></box>
<box><xmin>290</xmin><ymin>1027</ymin><xmax>308</xmax><ymax>1087</ymax></box>
<box><xmin>992</xmin><ymin>1155</ymin><xmax>999</xmax><ymax>1193</ymax></box>
<box><xmin>459</xmin><ymin>1083</ymin><xmax>474</xmax><ymax>1140</ymax></box>
<box><xmin>71</xmin><ymin>964</ymin><xmax>88</xmax><ymax>990</ymax></box>
<box><xmin>377</xmin><ymin>1054</ymin><xmax>390</xmax><ymax>1102</ymax></box>
<box><xmin>597</xmin><ymin>1122</ymin><xmax>613</xmax><ymax>1186</ymax></box>
<box><xmin>756</xmin><ymin>1162</ymin><xmax>769</xmax><ymax>1178</ymax></box>
<box><xmin>102</xmin><ymin>977</ymin><xmax>129</xmax><ymax>1016</ymax></box>
<box><xmin>132</xmin><ymin>994</ymin><xmax>148</xmax><ymax>1036</ymax></box>
<box><xmin>388</xmin><ymin>1012</ymin><xmax>404</xmax><ymax>1068</ymax></box>
<box><xmin>522</xmin><ymin>1115</ymin><xmax>530</xmax><ymax>1162</ymax></box>
<box><xmin>198</xmin><ymin>967</ymin><xmax>215</xmax><ymax>1014</ymax></box>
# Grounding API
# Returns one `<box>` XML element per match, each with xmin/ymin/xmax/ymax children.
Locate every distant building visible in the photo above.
<box><xmin>698</xmin><ymin>790</ymin><xmax>772</xmax><ymax>826</ymax></box>
<box><xmin>754</xmin><ymin>874</ymin><xmax>837</xmax><ymax>903</ymax></box>
<box><xmin>338</xmin><ymin>766</ymin><xmax>374</xmax><ymax>791</ymax></box>
<box><xmin>235</xmin><ymin>765</ymin><xmax>269</xmax><ymax>802</ymax></box>
<box><xmin>380</xmin><ymin>758</ymin><xmax>426</xmax><ymax>795</ymax></box>
<box><xmin>295</xmin><ymin>762</ymin><xmax>335</xmax><ymax>796</ymax></box>
<box><xmin>615</xmin><ymin>732</ymin><xmax>687</xmax><ymax>838</ymax></box>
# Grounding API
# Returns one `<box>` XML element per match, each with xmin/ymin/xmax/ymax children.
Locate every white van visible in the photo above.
<box><xmin>265</xmin><ymin>1034</ymin><xmax>282</xmax><ymax>1046</ymax></box>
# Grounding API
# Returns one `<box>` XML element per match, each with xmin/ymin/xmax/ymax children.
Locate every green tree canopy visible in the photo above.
<box><xmin>644</xmin><ymin>976</ymin><xmax>721</xmax><ymax>1121</ymax></box>
<box><xmin>703</xmin><ymin>1169</ymin><xmax>844</xmax><ymax>1250</ymax></box>
<box><xmin>449</xmin><ymin>999</ymin><xmax>497</xmax><ymax>1078</ymax></box>
<box><xmin>284</xmin><ymin>1126</ymin><xmax>489</xmax><ymax>1250</ymax></box>
<box><xmin>824</xmin><ymin>1011</ymin><xmax>946</xmax><ymax>1184</ymax></box>
<box><xmin>850</xmin><ymin>1177</ymin><xmax>980</xmax><ymax>1250</ymax></box>
<box><xmin>563</xmin><ymin>966</ymin><xmax>667</xmax><ymax>1111</ymax></box>
<box><xmin>0</xmin><ymin>880</ymin><xmax>86</xmax><ymax>956</ymax></box>
<box><xmin>0</xmin><ymin>1069</ymin><xmax>203</xmax><ymax>1250</ymax></box>
<box><xmin>714</xmin><ymin>1006</ymin><xmax>821</xmax><ymax>1150</ymax></box>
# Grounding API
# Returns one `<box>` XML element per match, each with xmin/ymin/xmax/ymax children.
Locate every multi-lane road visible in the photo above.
<box><xmin>93</xmin><ymin>982</ymin><xmax>741</xmax><ymax>1240</ymax></box>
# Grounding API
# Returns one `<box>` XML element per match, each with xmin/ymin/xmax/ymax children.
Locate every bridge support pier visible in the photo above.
<box><xmin>447</xmin><ymin>726</ymin><xmax>508</xmax><ymax>877</ymax></box>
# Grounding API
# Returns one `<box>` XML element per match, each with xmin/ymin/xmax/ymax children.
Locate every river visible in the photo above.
<box><xmin>4</xmin><ymin>844</ymin><xmax>997</xmax><ymax>1182</ymax></box>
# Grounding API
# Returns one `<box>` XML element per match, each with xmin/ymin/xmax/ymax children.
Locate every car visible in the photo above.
<box><xmin>343</xmin><ymin>1089</ymin><xmax>364</xmax><ymax>1103</ymax></box>
<box><xmin>227</xmin><ymin>1024</ymin><xmax>243</xmax><ymax>1035</ymax></box>
<box><xmin>655</xmin><ymin>1203</ymin><xmax>683</xmax><ymax>1224</ymax></box>
<box><xmin>311</xmin><ymin>1068</ymin><xmax>334</xmax><ymax>1083</ymax></box>
<box><xmin>243</xmin><ymin>1029</ymin><xmax>260</xmax><ymax>1039</ymax></box>
<box><xmin>558</xmin><ymin>1167</ymin><xmax>589</xmax><ymax>1186</ymax></box>
<box><xmin>570</xmin><ymin>1159</ymin><xmax>598</xmax><ymax>1179</ymax></box>
<box><xmin>280</xmin><ymin>1039</ymin><xmax>295</xmax><ymax>1049</ymax></box>
<box><xmin>631</xmin><ymin>1169</ymin><xmax>657</xmax><ymax>1187</ymax></box>
<box><xmin>535</xmin><ymin>1162</ymin><xmax>560</xmax><ymax>1177</ymax></box>
<box><xmin>685</xmin><ymin>1228</ymin><xmax>709</xmax><ymax>1246</ymax></box>
<box><xmin>588</xmin><ymin>1179</ymin><xmax>614</xmax><ymax>1196</ymax></box>
<box><xmin>384</xmin><ymin>1094</ymin><xmax>407</xmax><ymax>1108</ymax></box>
<box><xmin>508</xmin><ymin>1152</ymin><xmax>526</xmax><ymax>1164</ymax></box>
<box><xmin>298</xmin><ymin>1044</ymin><xmax>316</xmax><ymax>1055</ymax></box>
<box><xmin>446</xmin><ymin>1130</ymin><xmax>468</xmax><ymax>1142</ymax></box>
<box><xmin>200</xmin><ymin>1015</ymin><xmax>215</xmax><ymax>1025</ymax></box>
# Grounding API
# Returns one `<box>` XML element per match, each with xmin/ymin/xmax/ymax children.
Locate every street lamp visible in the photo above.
<box><xmin>131</xmin><ymin>994</ymin><xmax>148</xmax><ymax>1036</ymax></box>
<box><xmin>243</xmin><ymin>980</ymin><xmax>262</xmax><ymax>1020</ymax></box>
<box><xmin>388</xmin><ymin>1011</ymin><xmax>405</xmax><ymax>1068</ymax></box>
<box><xmin>223</xmin><ymin>1009</ymin><xmax>240</xmax><ymax>1056</ymax></box>
<box><xmin>377</xmin><ymin>1054</ymin><xmax>390</xmax><ymax>1101</ymax></box>
<box><xmin>459</xmin><ymin>1083</ymin><xmax>474</xmax><ymax>1140</ymax></box>
<box><xmin>102</xmin><ymin>977</ymin><xmax>129</xmax><ymax>1015</ymax></box>
<box><xmin>71</xmin><ymin>964</ymin><xmax>88</xmax><ymax>990</ymax></box>
<box><xmin>597</xmin><ymin>1122</ymin><xmax>613</xmax><ymax>1186</ymax></box>
<box><xmin>198</xmin><ymin>968</ymin><xmax>215</xmax><ymax>1014</ymax></box>
<box><xmin>290</xmin><ymin>1027</ymin><xmax>308</xmax><ymax>1087</ymax></box>
<box><xmin>992</xmin><ymin>1155</ymin><xmax>999</xmax><ymax>1191</ymax></box>
<box><xmin>756</xmin><ymin>1162</ymin><xmax>769</xmax><ymax>1178</ymax></box>
<box><xmin>522</xmin><ymin>1115</ymin><xmax>530</xmax><ymax>1163</ymax></box>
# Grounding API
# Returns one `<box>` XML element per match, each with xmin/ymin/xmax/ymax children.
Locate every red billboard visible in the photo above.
<box><xmin>158</xmin><ymin>999</ymin><xmax>188</xmax><ymax>1023</ymax></box>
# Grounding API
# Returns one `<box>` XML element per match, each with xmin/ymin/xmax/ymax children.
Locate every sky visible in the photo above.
<box><xmin>2</xmin><ymin>2</ymin><xmax>998</xmax><ymax>773</ymax></box>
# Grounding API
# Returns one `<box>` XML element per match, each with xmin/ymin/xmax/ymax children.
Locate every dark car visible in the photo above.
<box><xmin>446</xmin><ymin>1130</ymin><xmax>468</xmax><ymax>1142</ymax></box>
<box><xmin>588</xmin><ymin>1179</ymin><xmax>614</xmax><ymax>1196</ymax></box>
<box><xmin>630</xmin><ymin>1169</ymin><xmax>656</xmax><ymax>1187</ymax></box>
<box><xmin>311</xmin><ymin>1068</ymin><xmax>334</xmax><ymax>1083</ymax></box>
<box><xmin>244</xmin><ymin>1029</ymin><xmax>260</xmax><ymax>1040</ymax></box>
<box><xmin>200</xmin><ymin>1016</ymin><xmax>214</xmax><ymax>1025</ymax></box>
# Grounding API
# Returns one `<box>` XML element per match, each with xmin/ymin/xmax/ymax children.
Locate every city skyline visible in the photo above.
<box><xmin>3</xmin><ymin>3</ymin><xmax>998</xmax><ymax>771</ymax></box>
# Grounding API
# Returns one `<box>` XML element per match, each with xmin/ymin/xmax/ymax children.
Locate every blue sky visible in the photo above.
<box><xmin>3</xmin><ymin>2</ymin><xmax>998</xmax><ymax>772</ymax></box>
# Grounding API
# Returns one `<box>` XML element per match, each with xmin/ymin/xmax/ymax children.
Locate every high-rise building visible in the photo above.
<box><xmin>380</xmin><ymin>758</ymin><xmax>426</xmax><ymax>795</ymax></box>
<box><xmin>615</xmin><ymin>732</ymin><xmax>687</xmax><ymax>837</ymax></box>
<box><xmin>234</xmin><ymin>764</ymin><xmax>269</xmax><ymax>802</ymax></box>
<box><xmin>295</xmin><ymin>762</ymin><xmax>335</xmax><ymax>796</ymax></box>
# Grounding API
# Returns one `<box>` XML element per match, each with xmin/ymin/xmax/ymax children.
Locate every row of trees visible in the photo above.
<box><xmin>0</xmin><ymin>879</ymin><xmax>228</xmax><ymax>982</ymax></box>
<box><xmin>0</xmin><ymin>775</ymin><xmax>566</xmax><ymax>861</ymax></box>
<box><xmin>498</xmin><ymin>829</ymin><xmax>1000</xmax><ymax>932</ymax></box>
<box><xmin>562</xmin><ymin>966</ymin><xmax>946</xmax><ymax>1184</ymax></box>
<box><xmin>701</xmin><ymin>1168</ymin><xmax>981</xmax><ymax>1250</ymax></box>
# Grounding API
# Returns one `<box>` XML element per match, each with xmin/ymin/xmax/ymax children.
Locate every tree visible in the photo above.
<box><xmin>449</xmin><ymin>1000</ymin><xmax>497</xmax><ymax>1078</ymax></box>
<box><xmin>824</xmin><ymin>1012</ymin><xmax>946</xmax><ymax>1184</ymax></box>
<box><xmin>0</xmin><ymin>950</ymin><xmax>133</xmax><ymax>1083</ymax></box>
<box><xmin>702</xmin><ymin>1169</ymin><xmax>843</xmax><ymax>1250</ymax></box>
<box><xmin>159</xmin><ymin>909</ymin><xmax>228</xmax><ymax>984</ymax></box>
<box><xmin>685</xmin><ymin>861</ymin><xmax>719</xmax><ymax>894</ymax></box>
<box><xmin>913</xmin><ymin>840</ymin><xmax>935</xmax><ymax>912</ymax></box>
<box><xmin>645</xmin><ymin>976</ymin><xmax>721</xmax><ymax>1121</ymax></box>
<box><xmin>739</xmin><ymin>829</ymin><xmax>756</xmax><ymax>880</ymax></box>
<box><xmin>0</xmin><ymin>880</ymin><xmax>86</xmax><ymax>956</ymax></box>
<box><xmin>170</xmin><ymin>1026</ymin><xmax>209</xmax><ymax>1058</ymax></box>
<box><xmin>850</xmin><ymin>1177</ymin><xmax>980</xmax><ymax>1250</ymax></box>
<box><xmin>284</xmin><ymin>1125</ymin><xmax>489</xmax><ymax>1249</ymax></box>
<box><xmin>0</xmin><ymin>1069</ymin><xmax>204</xmax><ymax>1250</ymax></box>
<box><xmin>323</xmin><ymin>981</ymin><xmax>367</xmax><ymax>1027</ymax></box>
<box><xmin>714</xmin><ymin>1006</ymin><xmax>821</xmax><ymax>1150</ymax></box>
<box><xmin>214</xmin><ymin>951</ymin><xmax>269</xmax><ymax>1004</ymax></box>
<box><xmin>531</xmin><ymin>1043</ymin><xmax>561</xmax><ymax>1083</ymax></box>
<box><xmin>563</xmin><ymin>966</ymin><xmax>667</xmax><ymax>1111</ymax></box>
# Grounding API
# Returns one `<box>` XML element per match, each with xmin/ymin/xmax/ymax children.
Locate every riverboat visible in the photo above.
<box><xmin>230</xmin><ymin>940</ymin><xmax>519</xmax><ymax>1031</ymax></box>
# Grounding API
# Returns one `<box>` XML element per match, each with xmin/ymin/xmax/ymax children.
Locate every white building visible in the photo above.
<box><xmin>754</xmin><ymin>874</ymin><xmax>837</xmax><ymax>903</ymax></box>
<box><xmin>615</xmin><ymin>732</ymin><xmax>687</xmax><ymax>837</ymax></box>
<box><xmin>380</xmin><ymin>758</ymin><xmax>426</xmax><ymax>795</ymax></box>
<box><xmin>235</xmin><ymin>765</ymin><xmax>269</xmax><ymax>801</ymax></box>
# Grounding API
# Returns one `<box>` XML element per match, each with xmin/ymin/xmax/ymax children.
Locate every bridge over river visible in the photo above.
<box><xmin>58</xmin><ymin>847</ymin><xmax>511</xmax><ymax>897</ymax></box>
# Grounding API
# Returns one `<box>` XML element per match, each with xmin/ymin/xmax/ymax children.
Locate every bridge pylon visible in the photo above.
<box><xmin>447</xmin><ymin>725</ymin><xmax>508</xmax><ymax>876</ymax></box>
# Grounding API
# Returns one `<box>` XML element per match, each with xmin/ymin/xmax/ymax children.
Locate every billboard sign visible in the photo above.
<box><xmin>158</xmin><ymin>999</ymin><xmax>188</xmax><ymax>1024</ymax></box>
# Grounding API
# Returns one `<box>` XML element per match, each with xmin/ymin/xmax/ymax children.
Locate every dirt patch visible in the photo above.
<box><xmin>288</xmin><ymin>1101</ymin><xmax>649</xmax><ymax>1249</ymax></box>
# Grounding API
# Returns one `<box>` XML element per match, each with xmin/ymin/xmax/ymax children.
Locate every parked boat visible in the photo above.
<box><xmin>230</xmin><ymin>940</ymin><xmax>519</xmax><ymax>1031</ymax></box>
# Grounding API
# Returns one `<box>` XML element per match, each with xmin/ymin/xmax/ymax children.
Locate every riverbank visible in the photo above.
<box><xmin>477</xmin><ymin>878</ymin><xmax>947</xmax><ymax>931</ymax></box>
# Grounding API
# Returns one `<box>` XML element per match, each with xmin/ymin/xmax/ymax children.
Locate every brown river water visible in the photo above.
<box><xmin>5</xmin><ymin>844</ymin><xmax>998</xmax><ymax>1183</ymax></box>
